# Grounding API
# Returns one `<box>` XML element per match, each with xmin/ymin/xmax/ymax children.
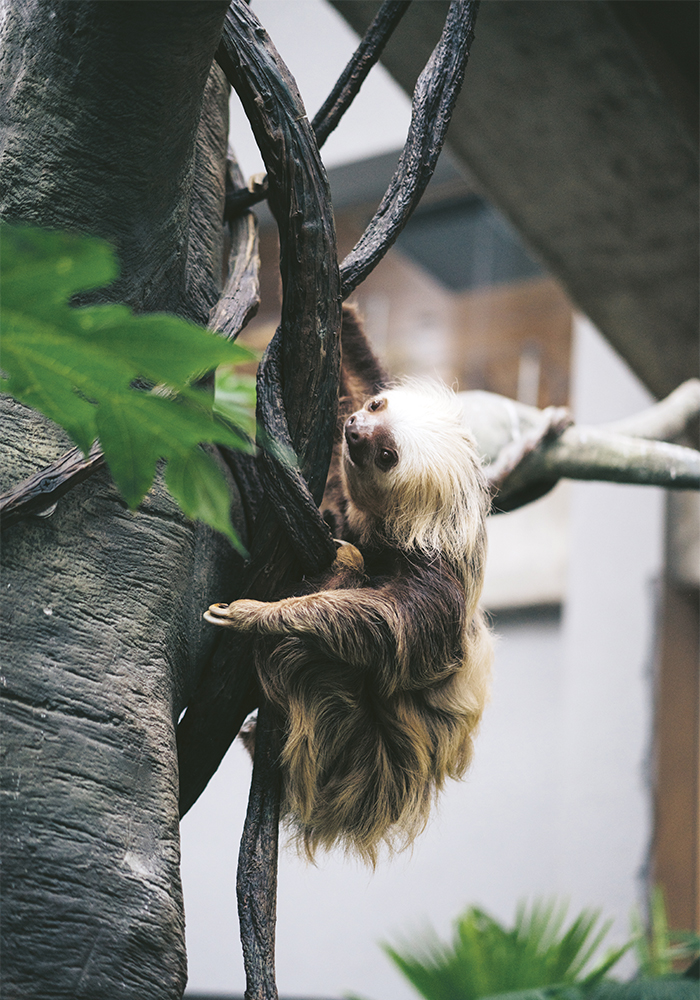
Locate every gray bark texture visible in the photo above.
<box><xmin>0</xmin><ymin>3</ymin><xmax>238</xmax><ymax>997</ymax></box>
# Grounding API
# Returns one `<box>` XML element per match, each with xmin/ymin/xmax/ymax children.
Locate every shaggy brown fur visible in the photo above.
<box><xmin>205</xmin><ymin>306</ymin><xmax>492</xmax><ymax>864</ymax></box>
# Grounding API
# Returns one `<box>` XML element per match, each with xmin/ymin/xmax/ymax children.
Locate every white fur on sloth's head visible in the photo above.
<box><xmin>342</xmin><ymin>379</ymin><xmax>489</xmax><ymax>575</ymax></box>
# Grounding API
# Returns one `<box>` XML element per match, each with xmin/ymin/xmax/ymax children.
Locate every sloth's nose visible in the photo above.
<box><xmin>344</xmin><ymin>414</ymin><xmax>372</xmax><ymax>465</ymax></box>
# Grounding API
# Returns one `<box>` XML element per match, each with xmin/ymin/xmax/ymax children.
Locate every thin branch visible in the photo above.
<box><xmin>0</xmin><ymin>442</ymin><xmax>104</xmax><ymax>530</ymax></box>
<box><xmin>237</xmin><ymin>702</ymin><xmax>282</xmax><ymax>1000</ymax></box>
<box><xmin>224</xmin><ymin>0</ymin><xmax>412</xmax><ymax>220</ymax></box>
<box><xmin>210</xmin><ymin>159</ymin><xmax>261</xmax><ymax>338</ymax></box>
<box><xmin>311</xmin><ymin>0</ymin><xmax>412</xmax><ymax>147</ymax></box>
<box><xmin>224</xmin><ymin>173</ymin><xmax>269</xmax><ymax>222</ymax></box>
<box><xmin>340</xmin><ymin>0</ymin><xmax>479</xmax><ymax>298</ymax></box>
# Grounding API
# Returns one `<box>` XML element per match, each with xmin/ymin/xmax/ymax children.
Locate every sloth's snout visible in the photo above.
<box><xmin>344</xmin><ymin>413</ymin><xmax>372</xmax><ymax>465</ymax></box>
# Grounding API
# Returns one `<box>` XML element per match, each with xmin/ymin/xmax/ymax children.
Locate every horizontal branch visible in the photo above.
<box><xmin>602</xmin><ymin>377</ymin><xmax>700</xmax><ymax>441</ymax></box>
<box><xmin>507</xmin><ymin>427</ymin><xmax>700</xmax><ymax>491</ymax></box>
<box><xmin>464</xmin><ymin>379</ymin><xmax>700</xmax><ymax>512</ymax></box>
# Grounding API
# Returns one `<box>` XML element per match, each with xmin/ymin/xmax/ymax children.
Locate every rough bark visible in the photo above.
<box><xmin>0</xmin><ymin>4</ymin><xmax>236</xmax><ymax>997</ymax></box>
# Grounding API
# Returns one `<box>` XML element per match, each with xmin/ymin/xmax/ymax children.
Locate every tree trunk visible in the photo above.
<box><xmin>0</xmin><ymin>3</ymin><xmax>238</xmax><ymax>997</ymax></box>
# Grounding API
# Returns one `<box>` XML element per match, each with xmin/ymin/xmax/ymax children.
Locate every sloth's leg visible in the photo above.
<box><xmin>486</xmin><ymin>406</ymin><xmax>572</xmax><ymax>489</ymax></box>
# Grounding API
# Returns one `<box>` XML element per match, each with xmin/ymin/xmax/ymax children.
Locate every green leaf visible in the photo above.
<box><xmin>77</xmin><ymin>307</ymin><xmax>256</xmax><ymax>388</ymax></box>
<box><xmin>587</xmin><ymin>978</ymin><xmax>698</xmax><ymax>1000</ymax></box>
<box><xmin>1</xmin><ymin>226</ymin><xmax>117</xmax><ymax>313</ymax></box>
<box><xmin>96</xmin><ymin>400</ymin><xmax>161</xmax><ymax>508</ymax></box>
<box><xmin>631</xmin><ymin>888</ymin><xmax>700</xmax><ymax>979</ymax></box>
<box><xmin>1</xmin><ymin>222</ymin><xmax>257</xmax><ymax>546</ymax></box>
<box><xmin>166</xmin><ymin>448</ymin><xmax>247</xmax><ymax>556</ymax></box>
<box><xmin>214</xmin><ymin>365</ymin><xmax>258</xmax><ymax>438</ymax></box>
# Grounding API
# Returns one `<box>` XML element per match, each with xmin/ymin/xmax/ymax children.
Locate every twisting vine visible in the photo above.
<box><xmin>186</xmin><ymin>3</ymin><xmax>482</xmax><ymax>998</ymax></box>
<box><xmin>339</xmin><ymin>0</ymin><xmax>479</xmax><ymax>297</ymax></box>
<box><xmin>223</xmin><ymin>0</ymin><xmax>413</xmax><ymax>219</ymax></box>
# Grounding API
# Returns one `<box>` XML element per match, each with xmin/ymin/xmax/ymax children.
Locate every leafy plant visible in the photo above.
<box><xmin>1</xmin><ymin>223</ymin><xmax>257</xmax><ymax>550</ymax></box>
<box><xmin>383</xmin><ymin>899</ymin><xmax>631</xmax><ymax>1000</ymax></box>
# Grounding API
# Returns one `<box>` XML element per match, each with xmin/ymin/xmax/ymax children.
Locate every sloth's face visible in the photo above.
<box><xmin>342</xmin><ymin>384</ymin><xmax>480</xmax><ymax>520</ymax></box>
<box><xmin>344</xmin><ymin>396</ymin><xmax>399</xmax><ymax>471</ymax></box>
<box><xmin>342</xmin><ymin>394</ymin><xmax>400</xmax><ymax>513</ymax></box>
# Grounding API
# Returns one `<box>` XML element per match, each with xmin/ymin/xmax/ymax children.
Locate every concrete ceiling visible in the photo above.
<box><xmin>330</xmin><ymin>0</ymin><xmax>699</xmax><ymax>398</ymax></box>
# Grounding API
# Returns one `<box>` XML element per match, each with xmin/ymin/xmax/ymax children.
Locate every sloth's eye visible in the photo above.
<box><xmin>368</xmin><ymin>397</ymin><xmax>385</xmax><ymax>412</ymax></box>
<box><xmin>376</xmin><ymin>447</ymin><xmax>398</xmax><ymax>471</ymax></box>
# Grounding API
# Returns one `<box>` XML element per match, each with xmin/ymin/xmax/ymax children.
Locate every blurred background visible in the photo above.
<box><xmin>181</xmin><ymin>2</ymin><xmax>699</xmax><ymax>997</ymax></box>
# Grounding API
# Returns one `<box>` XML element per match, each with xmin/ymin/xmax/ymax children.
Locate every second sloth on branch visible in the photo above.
<box><xmin>205</xmin><ymin>307</ymin><xmax>493</xmax><ymax>864</ymax></box>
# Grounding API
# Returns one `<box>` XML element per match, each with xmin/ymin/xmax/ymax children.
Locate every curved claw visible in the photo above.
<box><xmin>204</xmin><ymin>608</ymin><xmax>228</xmax><ymax>626</ymax></box>
<box><xmin>332</xmin><ymin>539</ymin><xmax>365</xmax><ymax>573</ymax></box>
<box><xmin>203</xmin><ymin>598</ymin><xmax>266</xmax><ymax>631</ymax></box>
<box><xmin>203</xmin><ymin>602</ymin><xmax>237</xmax><ymax>627</ymax></box>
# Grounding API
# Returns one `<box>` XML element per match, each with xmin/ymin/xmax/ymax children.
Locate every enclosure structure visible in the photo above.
<box><xmin>1</xmin><ymin>2</ymin><xmax>698</xmax><ymax>999</ymax></box>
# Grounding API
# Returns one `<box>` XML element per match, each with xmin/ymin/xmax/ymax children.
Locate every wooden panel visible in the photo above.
<box><xmin>653</xmin><ymin>575</ymin><xmax>700</xmax><ymax>931</ymax></box>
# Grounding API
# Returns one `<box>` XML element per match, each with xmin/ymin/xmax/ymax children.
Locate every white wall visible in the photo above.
<box><xmin>554</xmin><ymin>317</ymin><xmax>664</xmax><ymax>951</ymax></box>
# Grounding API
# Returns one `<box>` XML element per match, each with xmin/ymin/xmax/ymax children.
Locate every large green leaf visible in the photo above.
<box><xmin>1</xmin><ymin>223</ymin><xmax>257</xmax><ymax>546</ymax></box>
<box><xmin>166</xmin><ymin>447</ymin><xmax>247</xmax><ymax>554</ymax></box>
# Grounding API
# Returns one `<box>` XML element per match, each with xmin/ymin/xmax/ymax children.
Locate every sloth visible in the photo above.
<box><xmin>205</xmin><ymin>307</ymin><xmax>493</xmax><ymax>865</ymax></box>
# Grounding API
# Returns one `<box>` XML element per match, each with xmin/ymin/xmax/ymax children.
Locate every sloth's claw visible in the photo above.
<box><xmin>332</xmin><ymin>539</ymin><xmax>364</xmax><ymax>573</ymax></box>
<box><xmin>203</xmin><ymin>603</ymin><xmax>236</xmax><ymax>626</ymax></box>
<box><xmin>203</xmin><ymin>599</ymin><xmax>266</xmax><ymax>630</ymax></box>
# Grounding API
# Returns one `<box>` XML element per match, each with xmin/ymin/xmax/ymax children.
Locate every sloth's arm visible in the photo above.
<box><xmin>205</xmin><ymin>561</ymin><xmax>465</xmax><ymax>690</ymax></box>
<box><xmin>205</xmin><ymin>588</ymin><xmax>400</xmax><ymax>669</ymax></box>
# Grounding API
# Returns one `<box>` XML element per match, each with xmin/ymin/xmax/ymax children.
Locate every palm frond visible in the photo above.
<box><xmin>384</xmin><ymin>898</ymin><xmax>629</xmax><ymax>1000</ymax></box>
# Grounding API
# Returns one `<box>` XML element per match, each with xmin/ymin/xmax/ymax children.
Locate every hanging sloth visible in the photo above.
<box><xmin>205</xmin><ymin>306</ymin><xmax>493</xmax><ymax>865</ymax></box>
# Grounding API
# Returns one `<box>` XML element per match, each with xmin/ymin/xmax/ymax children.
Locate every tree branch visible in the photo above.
<box><xmin>0</xmin><ymin>441</ymin><xmax>105</xmax><ymax>530</ymax></box>
<box><xmin>210</xmin><ymin>159</ymin><xmax>261</xmax><ymax>338</ymax></box>
<box><xmin>602</xmin><ymin>377</ymin><xmax>700</xmax><ymax>441</ymax></box>
<box><xmin>237</xmin><ymin>702</ymin><xmax>282</xmax><ymax>1000</ymax></box>
<box><xmin>464</xmin><ymin>380</ymin><xmax>700</xmax><ymax>513</ymax></box>
<box><xmin>224</xmin><ymin>0</ymin><xmax>412</xmax><ymax>221</ymax></box>
<box><xmin>311</xmin><ymin>0</ymin><xmax>412</xmax><ymax>147</ymax></box>
<box><xmin>339</xmin><ymin>0</ymin><xmax>479</xmax><ymax>298</ymax></box>
<box><xmin>498</xmin><ymin>428</ymin><xmax>699</xmax><ymax>499</ymax></box>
